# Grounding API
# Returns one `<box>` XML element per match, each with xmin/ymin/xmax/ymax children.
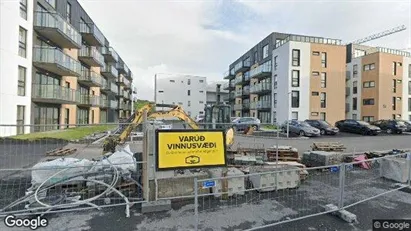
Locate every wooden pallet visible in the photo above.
<box><xmin>311</xmin><ymin>142</ymin><xmax>346</xmax><ymax>152</ymax></box>
<box><xmin>46</xmin><ymin>148</ymin><xmax>77</xmax><ymax>156</ymax></box>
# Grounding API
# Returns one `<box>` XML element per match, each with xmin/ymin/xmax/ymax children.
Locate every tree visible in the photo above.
<box><xmin>134</xmin><ymin>99</ymin><xmax>155</xmax><ymax>112</ymax></box>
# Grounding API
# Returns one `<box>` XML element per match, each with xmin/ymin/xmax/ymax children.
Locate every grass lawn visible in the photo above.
<box><xmin>262</xmin><ymin>124</ymin><xmax>277</xmax><ymax>130</ymax></box>
<box><xmin>11</xmin><ymin>125</ymin><xmax>116</xmax><ymax>141</ymax></box>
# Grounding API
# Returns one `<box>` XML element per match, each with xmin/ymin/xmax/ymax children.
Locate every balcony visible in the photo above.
<box><xmin>116</xmin><ymin>61</ymin><xmax>126</xmax><ymax>74</ymax></box>
<box><xmin>33</xmin><ymin>11</ymin><xmax>81</xmax><ymax>49</ymax></box>
<box><xmin>118</xmin><ymin>101</ymin><xmax>126</xmax><ymax>111</ymax></box>
<box><xmin>242</xmin><ymin>87</ymin><xmax>250</xmax><ymax>96</ymax></box>
<box><xmin>78</xmin><ymin>46</ymin><xmax>105</xmax><ymax>67</ymax></box>
<box><xmin>101</xmin><ymin>47</ymin><xmax>119</xmax><ymax>63</ymax></box>
<box><xmin>33</xmin><ymin>47</ymin><xmax>81</xmax><ymax>77</ymax></box>
<box><xmin>234</xmin><ymin>104</ymin><xmax>242</xmax><ymax>110</ymax></box>
<box><xmin>250</xmin><ymin>63</ymin><xmax>272</xmax><ymax>80</ymax></box>
<box><xmin>78</xmin><ymin>95</ymin><xmax>100</xmax><ymax>107</ymax></box>
<box><xmin>32</xmin><ymin>84</ymin><xmax>76</xmax><ymax>104</ymax></box>
<box><xmin>100</xmin><ymin>98</ymin><xmax>109</xmax><ymax>108</ymax></box>
<box><xmin>242</xmin><ymin>103</ymin><xmax>250</xmax><ymax>110</ymax></box>
<box><xmin>229</xmin><ymin>92</ymin><xmax>235</xmax><ymax>101</ymax></box>
<box><xmin>116</xmin><ymin>89</ymin><xmax>124</xmax><ymax>98</ymax></box>
<box><xmin>242</xmin><ymin>72</ymin><xmax>250</xmax><ymax>84</ymax></box>
<box><xmin>101</xmin><ymin>64</ymin><xmax>118</xmax><ymax>79</ymax></box>
<box><xmin>79</xmin><ymin>22</ymin><xmax>105</xmax><ymax>47</ymax></box>
<box><xmin>250</xmin><ymin>82</ymin><xmax>272</xmax><ymax>95</ymax></box>
<box><xmin>250</xmin><ymin>101</ymin><xmax>258</xmax><ymax>110</ymax></box>
<box><xmin>109</xmin><ymin>100</ymin><xmax>118</xmax><ymax>109</ymax></box>
<box><xmin>223</xmin><ymin>69</ymin><xmax>235</xmax><ymax>80</ymax></box>
<box><xmin>234</xmin><ymin>75</ymin><xmax>243</xmax><ymax>85</ymax></box>
<box><xmin>223</xmin><ymin>81</ymin><xmax>235</xmax><ymax>90</ymax></box>
<box><xmin>78</xmin><ymin>69</ymin><xmax>104</xmax><ymax>87</ymax></box>
<box><xmin>234</xmin><ymin>59</ymin><xmax>251</xmax><ymax>74</ymax></box>
<box><xmin>235</xmin><ymin>90</ymin><xmax>243</xmax><ymax>97</ymax></box>
<box><xmin>123</xmin><ymin>90</ymin><xmax>130</xmax><ymax>99</ymax></box>
<box><xmin>257</xmin><ymin>101</ymin><xmax>271</xmax><ymax>110</ymax></box>
<box><xmin>125</xmin><ymin>70</ymin><xmax>133</xmax><ymax>81</ymax></box>
<box><xmin>117</xmin><ymin>75</ymin><xmax>131</xmax><ymax>88</ymax></box>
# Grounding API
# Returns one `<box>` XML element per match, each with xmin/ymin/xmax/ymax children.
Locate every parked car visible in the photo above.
<box><xmin>232</xmin><ymin>117</ymin><xmax>261</xmax><ymax>131</ymax></box>
<box><xmin>281</xmin><ymin>120</ymin><xmax>321</xmax><ymax>137</ymax></box>
<box><xmin>335</xmin><ymin>119</ymin><xmax>381</xmax><ymax>135</ymax></box>
<box><xmin>195</xmin><ymin>114</ymin><xmax>204</xmax><ymax>123</ymax></box>
<box><xmin>370</xmin><ymin>120</ymin><xmax>408</xmax><ymax>134</ymax></box>
<box><xmin>399</xmin><ymin>120</ymin><xmax>411</xmax><ymax>132</ymax></box>
<box><xmin>305</xmin><ymin>119</ymin><xmax>339</xmax><ymax>135</ymax></box>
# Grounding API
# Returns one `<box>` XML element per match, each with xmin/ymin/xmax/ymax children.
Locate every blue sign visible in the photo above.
<box><xmin>330</xmin><ymin>166</ymin><xmax>339</xmax><ymax>172</ymax></box>
<box><xmin>202</xmin><ymin>180</ymin><xmax>216</xmax><ymax>189</ymax></box>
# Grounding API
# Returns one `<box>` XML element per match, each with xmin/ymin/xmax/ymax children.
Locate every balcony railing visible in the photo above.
<box><xmin>101</xmin><ymin>47</ymin><xmax>119</xmax><ymax>63</ymax></box>
<box><xmin>123</xmin><ymin>90</ymin><xmax>130</xmax><ymax>99</ymax></box>
<box><xmin>250</xmin><ymin>101</ymin><xmax>258</xmax><ymax>110</ymax></box>
<box><xmin>234</xmin><ymin>75</ymin><xmax>243</xmax><ymax>85</ymax></box>
<box><xmin>33</xmin><ymin>11</ymin><xmax>81</xmax><ymax>48</ymax></box>
<box><xmin>79</xmin><ymin>69</ymin><xmax>104</xmax><ymax>87</ymax></box>
<box><xmin>110</xmin><ymin>100</ymin><xmax>118</xmax><ymax>109</ymax></box>
<box><xmin>257</xmin><ymin>100</ymin><xmax>271</xmax><ymax>109</ymax></box>
<box><xmin>235</xmin><ymin>90</ymin><xmax>242</xmax><ymax>97</ymax></box>
<box><xmin>101</xmin><ymin>64</ymin><xmax>118</xmax><ymax>79</ymax></box>
<box><xmin>100</xmin><ymin>98</ymin><xmax>109</xmax><ymax>108</ymax></box>
<box><xmin>223</xmin><ymin>69</ymin><xmax>235</xmax><ymax>80</ymax></box>
<box><xmin>78</xmin><ymin>46</ymin><xmax>105</xmax><ymax>67</ymax></box>
<box><xmin>250</xmin><ymin>81</ymin><xmax>272</xmax><ymax>94</ymax></box>
<box><xmin>229</xmin><ymin>92</ymin><xmax>235</xmax><ymax>100</ymax></box>
<box><xmin>250</xmin><ymin>62</ymin><xmax>272</xmax><ymax>80</ymax></box>
<box><xmin>234</xmin><ymin>59</ymin><xmax>251</xmax><ymax>73</ymax></box>
<box><xmin>116</xmin><ymin>62</ymin><xmax>125</xmax><ymax>74</ymax></box>
<box><xmin>234</xmin><ymin>104</ymin><xmax>242</xmax><ymax>110</ymax></box>
<box><xmin>242</xmin><ymin>88</ymin><xmax>250</xmax><ymax>95</ymax></box>
<box><xmin>32</xmin><ymin>84</ymin><xmax>76</xmax><ymax>104</ymax></box>
<box><xmin>33</xmin><ymin>47</ymin><xmax>81</xmax><ymax>77</ymax></box>
<box><xmin>79</xmin><ymin>22</ymin><xmax>105</xmax><ymax>47</ymax></box>
<box><xmin>242</xmin><ymin>103</ymin><xmax>250</xmax><ymax>110</ymax></box>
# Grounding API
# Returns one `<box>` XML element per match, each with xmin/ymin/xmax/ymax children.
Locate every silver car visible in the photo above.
<box><xmin>281</xmin><ymin>120</ymin><xmax>321</xmax><ymax>137</ymax></box>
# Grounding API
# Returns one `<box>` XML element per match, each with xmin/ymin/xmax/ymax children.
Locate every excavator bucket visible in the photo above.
<box><xmin>225</xmin><ymin>127</ymin><xmax>234</xmax><ymax>147</ymax></box>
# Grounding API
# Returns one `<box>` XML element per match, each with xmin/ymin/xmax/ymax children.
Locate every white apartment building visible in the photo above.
<box><xmin>206</xmin><ymin>81</ymin><xmax>229</xmax><ymax>105</ymax></box>
<box><xmin>0</xmin><ymin>0</ymin><xmax>33</xmax><ymax>135</ymax></box>
<box><xmin>154</xmin><ymin>73</ymin><xmax>207</xmax><ymax>118</ymax></box>
<box><xmin>271</xmin><ymin>35</ymin><xmax>346</xmax><ymax>125</ymax></box>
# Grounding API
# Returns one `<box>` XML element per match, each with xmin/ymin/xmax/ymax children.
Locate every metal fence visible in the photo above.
<box><xmin>0</xmin><ymin>123</ymin><xmax>146</xmax><ymax>218</ymax></box>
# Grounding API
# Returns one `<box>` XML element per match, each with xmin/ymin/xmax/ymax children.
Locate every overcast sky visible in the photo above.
<box><xmin>78</xmin><ymin>0</ymin><xmax>411</xmax><ymax>101</ymax></box>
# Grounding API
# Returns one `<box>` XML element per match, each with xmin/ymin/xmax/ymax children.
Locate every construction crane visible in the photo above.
<box><xmin>347</xmin><ymin>25</ymin><xmax>406</xmax><ymax>45</ymax></box>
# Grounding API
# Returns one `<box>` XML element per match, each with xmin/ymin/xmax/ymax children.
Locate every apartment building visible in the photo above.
<box><xmin>0</xmin><ymin>0</ymin><xmax>134</xmax><ymax>135</ymax></box>
<box><xmin>224</xmin><ymin>32</ymin><xmax>346</xmax><ymax>125</ymax></box>
<box><xmin>155</xmin><ymin>73</ymin><xmax>207</xmax><ymax>119</ymax></box>
<box><xmin>206</xmin><ymin>81</ymin><xmax>229</xmax><ymax>105</ymax></box>
<box><xmin>345</xmin><ymin>44</ymin><xmax>411</xmax><ymax>122</ymax></box>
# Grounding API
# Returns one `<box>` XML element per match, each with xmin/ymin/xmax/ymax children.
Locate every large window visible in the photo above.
<box><xmin>363</xmin><ymin>98</ymin><xmax>375</xmax><ymax>105</ymax></box>
<box><xmin>19</xmin><ymin>27</ymin><xmax>27</xmax><ymax>58</ymax></box>
<box><xmin>352</xmin><ymin>97</ymin><xmax>357</xmax><ymax>110</ymax></box>
<box><xmin>291</xmin><ymin>91</ymin><xmax>299</xmax><ymax>108</ymax></box>
<box><xmin>20</xmin><ymin>0</ymin><xmax>27</xmax><ymax>20</ymax></box>
<box><xmin>363</xmin><ymin>63</ymin><xmax>375</xmax><ymax>71</ymax></box>
<box><xmin>77</xmin><ymin>108</ymin><xmax>89</xmax><ymax>125</ymax></box>
<box><xmin>18</xmin><ymin>66</ymin><xmax>26</xmax><ymax>96</ymax></box>
<box><xmin>363</xmin><ymin>81</ymin><xmax>375</xmax><ymax>88</ymax></box>
<box><xmin>292</xmin><ymin>70</ymin><xmax>300</xmax><ymax>87</ymax></box>
<box><xmin>321</xmin><ymin>52</ymin><xmax>327</xmax><ymax>68</ymax></box>
<box><xmin>66</xmin><ymin>2</ymin><xmax>72</xmax><ymax>23</ymax></box>
<box><xmin>16</xmin><ymin>105</ymin><xmax>25</xmax><ymax>135</ymax></box>
<box><xmin>292</xmin><ymin>49</ymin><xmax>300</xmax><ymax>66</ymax></box>
<box><xmin>262</xmin><ymin>45</ymin><xmax>269</xmax><ymax>59</ymax></box>
<box><xmin>363</xmin><ymin>116</ymin><xmax>375</xmax><ymax>122</ymax></box>
<box><xmin>33</xmin><ymin>106</ymin><xmax>60</xmax><ymax>132</ymax></box>
<box><xmin>320</xmin><ymin>93</ymin><xmax>326</xmax><ymax>108</ymax></box>
<box><xmin>321</xmin><ymin>73</ymin><xmax>327</xmax><ymax>88</ymax></box>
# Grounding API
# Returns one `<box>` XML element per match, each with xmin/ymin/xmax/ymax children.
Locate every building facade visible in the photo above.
<box><xmin>155</xmin><ymin>73</ymin><xmax>207</xmax><ymax>119</ymax></box>
<box><xmin>345</xmin><ymin>44</ymin><xmax>411</xmax><ymax>122</ymax></box>
<box><xmin>207</xmin><ymin>81</ymin><xmax>229</xmax><ymax>105</ymax></box>
<box><xmin>0</xmin><ymin>0</ymin><xmax>134</xmax><ymax>136</ymax></box>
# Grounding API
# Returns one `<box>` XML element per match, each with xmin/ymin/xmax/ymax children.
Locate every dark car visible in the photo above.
<box><xmin>370</xmin><ymin>120</ymin><xmax>408</xmax><ymax>134</ymax></box>
<box><xmin>232</xmin><ymin>117</ymin><xmax>261</xmax><ymax>131</ymax></box>
<box><xmin>305</xmin><ymin>119</ymin><xmax>339</xmax><ymax>135</ymax></box>
<box><xmin>335</xmin><ymin>119</ymin><xmax>381</xmax><ymax>136</ymax></box>
<box><xmin>399</xmin><ymin>120</ymin><xmax>411</xmax><ymax>132</ymax></box>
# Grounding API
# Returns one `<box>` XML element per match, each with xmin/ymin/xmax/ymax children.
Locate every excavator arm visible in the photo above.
<box><xmin>148</xmin><ymin>105</ymin><xmax>200</xmax><ymax>130</ymax></box>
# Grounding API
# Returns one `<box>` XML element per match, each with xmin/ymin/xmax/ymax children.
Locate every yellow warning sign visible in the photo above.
<box><xmin>156</xmin><ymin>129</ymin><xmax>226</xmax><ymax>170</ymax></box>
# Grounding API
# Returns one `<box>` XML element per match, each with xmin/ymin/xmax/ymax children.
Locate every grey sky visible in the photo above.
<box><xmin>78</xmin><ymin>0</ymin><xmax>411</xmax><ymax>101</ymax></box>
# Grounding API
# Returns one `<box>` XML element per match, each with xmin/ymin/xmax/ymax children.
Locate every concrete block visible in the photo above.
<box><xmin>324</xmin><ymin>204</ymin><xmax>357</xmax><ymax>223</ymax></box>
<box><xmin>207</xmin><ymin>167</ymin><xmax>245</xmax><ymax>198</ymax></box>
<box><xmin>381</xmin><ymin>157</ymin><xmax>410</xmax><ymax>183</ymax></box>
<box><xmin>141</xmin><ymin>200</ymin><xmax>171</xmax><ymax>213</ymax></box>
<box><xmin>249</xmin><ymin>165</ymin><xmax>300</xmax><ymax>192</ymax></box>
<box><xmin>302</xmin><ymin>151</ymin><xmax>343</xmax><ymax>167</ymax></box>
<box><xmin>156</xmin><ymin>171</ymin><xmax>210</xmax><ymax>199</ymax></box>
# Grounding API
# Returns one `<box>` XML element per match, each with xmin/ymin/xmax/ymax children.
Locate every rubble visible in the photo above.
<box><xmin>311</xmin><ymin>142</ymin><xmax>346</xmax><ymax>152</ymax></box>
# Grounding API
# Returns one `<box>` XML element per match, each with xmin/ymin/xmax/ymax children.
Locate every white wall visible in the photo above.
<box><xmin>402</xmin><ymin>57</ymin><xmax>411</xmax><ymax>120</ymax></box>
<box><xmin>155</xmin><ymin>74</ymin><xmax>207</xmax><ymax>119</ymax></box>
<box><xmin>0</xmin><ymin>1</ymin><xmax>33</xmax><ymax>136</ymax></box>
<box><xmin>272</xmin><ymin>41</ymin><xmax>310</xmax><ymax>124</ymax></box>
<box><xmin>345</xmin><ymin>58</ymin><xmax>362</xmax><ymax>119</ymax></box>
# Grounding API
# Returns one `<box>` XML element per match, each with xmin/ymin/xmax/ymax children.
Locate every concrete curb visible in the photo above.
<box><xmin>236</xmin><ymin>134</ymin><xmax>309</xmax><ymax>140</ymax></box>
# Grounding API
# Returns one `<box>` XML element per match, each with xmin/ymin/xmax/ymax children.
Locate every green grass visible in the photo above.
<box><xmin>262</xmin><ymin>124</ymin><xmax>277</xmax><ymax>130</ymax></box>
<box><xmin>11</xmin><ymin>125</ymin><xmax>116</xmax><ymax>141</ymax></box>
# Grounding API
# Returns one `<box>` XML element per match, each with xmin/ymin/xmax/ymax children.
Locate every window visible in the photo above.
<box><xmin>187</xmin><ymin>90</ymin><xmax>191</xmax><ymax>96</ymax></box>
<box><xmin>158</xmin><ymin>90</ymin><xmax>164</xmax><ymax>93</ymax></box>
<box><xmin>321</xmin><ymin>52</ymin><xmax>327</xmax><ymax>68</ymax></box>
<box><xmin>409</xmin><ymin>64</ymin><xmax>411</xmax><ymax>78</ymax></box>
<box><xmin>262</xmin><ymin>45</ymin><xmax>269</xmax><ymax>59</ymax></box>
<box><xmin>291</xmin><ymin>112</ymin><xmax>298</xmax><ymax>120</ymax></box>
<box><xmin>188</xmin><ymin>79</ymin><xmax>191</xmax><ymax>85</ymax></box>
<box><xmin>20</xmin><ymin>0</ymin><xmax>27</xmax><ymax>20</ymax></box>
<box><xmin>393</xmin><ymin>79</ymin><xmax>397</xmax><ymax>93</ymax></box>
<box><xmin>66</xmin><ymin>3</ymin><xmax>72</xmax><ymax>23</ymax></box>
<box><xmin>393</xmin><ymin>62</ymin><xmax>397</xmax><ymax>75</ymax></box>
<box><xmin>77</xmin><ymin>108</ymin><xmax>89</xmax><ymax>125</ymax></box>
<box><xmin>16</xmin><ymin>105</ymin><xmax>25</xmax><ymax>135</ymax></box>
<box><xmin>274</xmin><ymin>56</ymin><xmax>278</xmax><ymax>70</ymax></box>
<box><xmin>321</xmin><ymin>73</ymin><xmax>327</xmax><ymax>88</ymax></box>
<box><xmin>292</xmin><ymin>49</ymin><xmax>300</xmax><ymax>66</ymax></box>
<box><xmin>33</xmin><ymin>106</ymin><xmax>60</xmax><ymax>132</ymax></box>
<box><xmin>274</xmin><ymin>75</ymin><xmax>278</xmax><ymax>89</ymax></box>
<box><xmin>312</xmin><ymin>91</ymin><xmax>319</xmax><ymax>96</ymax></box>
<box><xmin>363</xmin><ymin>63</ymin><xmax>375</xmax><ymax>71</ymax></box>
<box><xmin>363</xmin><ymin>81</ymin><xmax>375</xmax><ymax>88</ymax></box>
<box><xmin>188</xmin><ymin>101</ymin><xmax>191</xmax><ymax>106</ymax></box>
<box><xmin>392</xmin><ymin>97</ymin><xmax>397</xmax><ymax>110</ymax></box>
<box><xmin>291</xmin><ymin>91</ymin><xmax>299</xmax><ymax>108</ymax></box>
<box><xmin>199</xmin><ymin>90</ymin><xmax>204</xmax><ymax>93</ymax></box>
<box><xmin>199</xmin><ymin>79</ymin><xmax>204</xmax><ymax>83</ymax></box>
<box><xmin>199</xmin><ymin>101</ymin><xmax>204</xmax><ymax>104</ymax></box>
<box><xmin>353</xmin><ymin>64</ymin><xmax>358</xmax><ymax>78</ymax></box>
<box><xmin>312</xmin><ymin>72</ymin><xmax>319</xmax><ymax>76</ymax></box>
<box><xmin>409</xmin><ymin>81</ymin><xmax>411</xmax><ymax>94</ymax></box>
<box><xmin>19</xmin><ymin>27</ymin><xmax>27</xmax><ymax>58</ymax></box>
<box><xmin>292</xmin><ymin>70</ymin><xmax>300</xmax><ymax>87</ymax></box>
<box><xmin>311</xmin><ymin>112</ymin><xmax>319</xmax><ymax>116</ymax></box>
<box><xmin>45</xmin><ymin>0</ymin><xmax>56</xmax><ymax>8</ymax></box>
<box><xmin>408</xmin><ymin>98</ymin><xmax>411</xmax><ymax>112</ymax></box>
<box><xmin>254</xmin><ymin>51</ymin><xmax>258</xmax><ymax>63</ymax></box>
<box><xmin>363</xmin><ymin>98</ymin><xmax>374</xmax><ymax>105</ymax></box>
<box><xmin>18</xmin><ymin>66</ymin><xmax>26</xmax><ymax>96</ymax></box>
<box><xmin>353</xmin><ymin>81</ymin><xmax>357</xmax><ymax>94</ymax></box>
<box><xmin>320</xmin><ymin>93</ymin><xmax>326</xmax><ymax>108</ymax></box>
<box><xmin>312</xmin><ymin>51</ymin><xmax>320</xmax><ymax>56</ymax></box>
<box><xmin>320</xmin><ymin>112</ymin><xmax>326</xmax><ymax>121</ymax></box>
<box><xmin>363</xmin><ymin>116</ymin><xmax>375</xmax><ymax>122</ymax></box>
<box><xmin>169</xmin><ymin>80</ymin><xmax>175</xmax><ymax>83</ymax></box>
<box><xmin>273</xmin><ymin>93</ymin><xmax>277</xmax><ymax>108</ymax></box>
<box><xmin>352</xmin><ymin>114</ymin><xmax>357</xmax><ymax>120</ymax></box>
<box><xmin>352</xmin><ymin>97</ymin><xmax>357</xmax><ymax>110</ymax></box>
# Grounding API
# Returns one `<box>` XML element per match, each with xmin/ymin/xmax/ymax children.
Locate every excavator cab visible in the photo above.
<box><xmin>204</xmin><ymin>104</ymin><xmax>232</xmax><ymax>129</ymax></box>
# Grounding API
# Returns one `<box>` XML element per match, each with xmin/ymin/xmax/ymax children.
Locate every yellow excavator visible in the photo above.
<box><xmin>103</xmin><ymin>103</ymin><xmax>234</xmax><ymax>153</ymax></box>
